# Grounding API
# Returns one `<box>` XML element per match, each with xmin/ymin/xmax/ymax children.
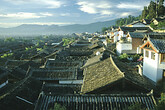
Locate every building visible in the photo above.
<box><xmin>140</xmin><ymin>37</ymin><xmax>165</xmax><ymax>82</ymax></box>
<box><xmin>142</xmin><ymin>19</ymin><xmax>151</xmax><ymax>25</ymax></box>
<box><xmin>35</xmin><ymin>92</ymin><xmax>156</xmax><ymax>110</ymax></box>
<box><xmin>81</xmin><ymin>56</ymin><xmax>155</xmax><ymax>94</ymax></box>
<box><xmin>126</xmin><ymin>21</ymin><xmax>146</xmax><ymax>27</ymax></box>
<box><xmin>151</xmin><ymin>18</ymin><xmax>165</xmax><ymax>25</ymax></box>
<box><xmin>116</xmin><ymin>32</ymin><xmax>145</xmax><ymax>55</ymax></box>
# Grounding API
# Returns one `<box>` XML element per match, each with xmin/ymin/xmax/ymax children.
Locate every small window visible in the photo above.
<box><xmin>161</xmin><ymin>54</ymin><xmax>165</xmax><ymax>62</ymax></box>
<box><xmin>145</xmin><ymin>50</ymin><xmax>149</xmax><ymax>57</ymax></box>
<box><xmin>151</xmin><ymin>52</ymin><xmax>155</xmax><ymax>60</ymax></box>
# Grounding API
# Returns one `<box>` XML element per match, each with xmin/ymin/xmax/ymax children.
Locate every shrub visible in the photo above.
<box><xmin>119</xmin><ymin>53</ymin><xmax>129</xmax><ymax>62</ymax></box>
<box><xmin>49</xmin><ymin>103</ymin><xmax>66</xmax><ymax>110</ymax></box>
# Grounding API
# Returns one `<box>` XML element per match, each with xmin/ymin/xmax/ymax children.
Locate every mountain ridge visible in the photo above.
<box><xmin>0</xmin><ymin>19</ymin><xmax>117</xmax><ymax>36</ymax></box>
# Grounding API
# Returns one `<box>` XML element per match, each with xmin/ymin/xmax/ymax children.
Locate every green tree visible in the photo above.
<box><xmin>148</xmin><ymin>1</ymin><xmax>156</xmax><ymax>19</ymax></box>
<box><xmin>158</xmin><ymin>20</ymin><xmax>165</xmax><ymax>29</ymax></box>
<box><xmin>4</xmin><ymin>37</ymin><xmax>15</xmax><ymax>42</ymax></box>
<box><xmin>142</xmin><ymin>6</ymin><xmax>149</xmax><ymax>19</ymax></box>
<box><xmin>150</xmin><ymin>22</ymin><xmax>157</xmax><ymax>29</ymax></box>
<box><xmin>124</xmin><ymin>103</ymin><xmax>145</xmax><ymax>110</ymax></box>
<box><xmin>158</xmin><ymin>0</ymin><xmax>165</xmax><ymax>16</ymax></box>
<box><xmin>49</xmin><ymin>103</ymin><xmax>66</xmax><ymax>110</ymax></box>
<box><xmin>102</xmin><ymin>27</ymin><xmax>108</xmax><ymax>34</ymax></box>
<box><xmin>155</xmin><ymin>93</ymin><xmax>165</xmax><ymax>110</ymax></box>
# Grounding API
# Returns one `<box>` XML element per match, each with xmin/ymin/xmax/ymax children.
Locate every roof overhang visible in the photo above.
<box><xmin>140</xmin><ymin>40</ymin><xmax>158</xmax><ymax>53</ymax></box>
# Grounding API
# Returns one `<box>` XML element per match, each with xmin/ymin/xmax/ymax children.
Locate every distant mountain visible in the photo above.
<box><xmin>0</xmin><ymin>19</ymin><xmax>117</xmax><ymax>36</ymax></box>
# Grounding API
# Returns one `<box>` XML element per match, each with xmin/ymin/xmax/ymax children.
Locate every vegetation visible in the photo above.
<box><xmin>101</xmin><ymin>15</ymin><xmax>141</xmax><ymax>33</ymax></box>
<box><xmin>142</xmin><ymin>0</ymin><xmax>165</xmax><ymax>19</ymax></box>
<box><xmin>158</xmin><ymin>20</ymin><xmax>165</xmax><ymax>29</ymax></box>
<box><xmin>36</xmin><ymin>48</ymin><xmax>43</xmax><ymax>52</ymax></box>
<box><xmin>115</xmin><ymin>15</ymin><xmax>141</xmax><ymax>26</ymax></box>
<box><xmin>25</xmin><ymin>46</ymin><xmax>35</xmax><ymax>51</ymax></box>
<box><xmin>62</xmin><ymin>37</ymin><xmax>75</xmax><ymax>46</ymax></box>
<box><xmin>4</xmin><ymin>37</ymin><xmax>15</xmax><ymax>42</ymax></box>
<box><xmin>124</xmin><ymin>103</ymin><xmax>145</xmax><ymax>110</ymax></box>
<box><xmin>102</xmin><ymin>27</ymin><xmax>110</xmax><ymax>34</ymax></box>
<box><xmin>156</xmin><ymin>95</ymin><xmax>165</xmax><ymax>110</ymax></box>
<box><xmin>150</xmin><ymin>20</ymin><xmax>165</xmax><ymax>30</ymax></box>
<box><xmin>49</xmin><ymin>103</ymin><xmax>66</xmax><ymax>110</ymax></box>
<box><xmin>0</xmin><ymin>53</ymin><xmax>13</xmax><ymax>58</ymax></box>
<box><xmin>119</xmin><ymin>53</ymin><xmax>140</xmax><ymax>62</ymax></box>
<box><xmin>156</xmin><ymin>79</ymin><xmax>165</xmax><ymax>110</ymax></box>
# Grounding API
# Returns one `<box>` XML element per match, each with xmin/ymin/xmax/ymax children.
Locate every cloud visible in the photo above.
<box><xmin>0</xmin><ymin>12</ymin><xmax>53</xmax><ymax>19</ymax></box>
<box><xmin>76</xmin><ymin>0</ymin><xmax>151</xmax><ymax>21</ymax></box>
<box><xmin>120</xmin><ymin>12</ymin><xmax>132</xmax><ymax>17</ymax></box>
<box><xmin>60</xmin><ymin>13</ymin><xmax>71</xmax><ymax>16</ymax></box>
<box><xmin>117</xmin><ymin>3</ymin><xmax>144</xmax><ymax>10</ymax></box>
<box><xmin>40</xmin><ymin>12</ymin><xmax>53</xmax><ymax>17</ymax></box>
<box><xmin>77</xmin><ymin>0</ymin><xmax>112</xmax><ymax>15</ymax></box>
<box><xmin>4</xmin><ymin>0</ymin><xmax>65</xmax><ymax>8</ymax></box>
<box><xmin>100</xmin><ymin>10</ymin><xmax>113</xmax><ymax>15</ymax></box>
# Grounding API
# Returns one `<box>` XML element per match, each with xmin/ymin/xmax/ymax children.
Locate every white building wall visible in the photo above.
<box><xmin>116</xmin><ymin>42</ymin><xmax>132</xmax><ymax>54</ymax></box>
<box><xmin>114</xmin><ymin>36</ymin><xmax>118</xmax><ymax>43</ymax></box>
<box><xmin>143</xmin><ymin>50</ymin><xmax>160</xmax><ymax>82</ymax></box>
<box><xmin>114</xmin><ymin>32</ymin><xmax>119</xmax><ymax>43</ymax></box>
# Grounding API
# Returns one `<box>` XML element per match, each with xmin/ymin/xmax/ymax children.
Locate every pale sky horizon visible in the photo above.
<box><xmin>0</xmin><ymin>0</ymin><xmax>161</xmax><ymax>28</ymax></box>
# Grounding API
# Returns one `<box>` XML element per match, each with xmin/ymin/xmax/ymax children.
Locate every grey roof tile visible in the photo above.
<box><xmin>150</xmin><ymin>38</ymin><xmax>165</xmax><ymax>53</ymax></box>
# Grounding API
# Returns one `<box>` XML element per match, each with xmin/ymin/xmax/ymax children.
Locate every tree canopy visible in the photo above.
<box><xmin>142</xmin><ymin>0</ymin><xmax>165</xmax><ymax>19</ymax></box>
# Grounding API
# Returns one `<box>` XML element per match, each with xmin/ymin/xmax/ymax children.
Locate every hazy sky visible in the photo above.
<box><xmin>0</xmin><ymin>0</ymin><xmax>156</xmax><ymax>27</ymax></box>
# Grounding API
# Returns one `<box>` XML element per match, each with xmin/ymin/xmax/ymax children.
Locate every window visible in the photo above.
<box><xmin>145</xmin><ymin>50</ymin><xmax>149</xmax><ymax>57</ymax></box>
<box><xmin>151</xmin><ymin>52</ymin><xmax>155</xmax><ymax>60</ymax></box>
<box><xmin>161</xmin><ymin>54</ymin><xmax>165</xmax><ymax>62</ymax></box>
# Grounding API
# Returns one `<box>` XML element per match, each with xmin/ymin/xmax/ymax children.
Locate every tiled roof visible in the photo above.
<box><xmin>43</xmin><ymin>84</ymin><xmax>81</xmax><ymax>94</ymax></box>
<box><xmin>45</xmin><ymin>60</ymin><xmax>81</xmax><ymax>69</ymax></box>
<box><xmin>81</xmin><ymin>58</ymin><xmax>124</xmax><ymax>93</ymax></box>
<box><xmin>127</xmin><ymin>21</ymin><xmax>145</xmax><ymax>25</ymax></box>
<box><xmin>31</xmin><ymin>68</ymin><xmax>78</xmax><ymax>80</ymax></box>
<box><xmin>120</xmin><ymin>27</ymin><xmax>151</xmax><ymax>32</ymax></box>
<box><xmin>18</xmin><ymin>61</ymin><xmax>40</xmax><ymax>71</ymax></box>
<box><xmin>128</xmin><ymin>32</ymin><xmax>145</xmax><ymax>38</ymax></box>
<box><xmin>81</xmin><ymin>56</ymin><xmax>156</xmax><ymax>94</ymax></box>
<box><xmin>0</xmin><ymin>67</ymin><xmax>9</xmax><ymax>79</ymax></box>
<box><xmin>148</xmin><ymin>34</ymin><xmax>165</xmax><ymax>39</ymax></box>
<box><xmin>0</xmin><ymin>77</ymin><xmax>42</xmax><ymax>110</ymax></box>
<box><xmin>5</xmin><ymin>60</ymin><xmax>28</xmax><ymax>69</ymax></box>
<box><xmin>150</xmin><ymin>38</ymin><xmax>165</xmax><ymax>53</ymax></box>
<box><xmin>112</xmin><ymin>57</ymin><xmax>156</xmax><ymax>91</ymax></box>
<box><xmin>142</xmin><ymin>19</ymin><xmax>151</xmax><ymax>24</ymax></box>
<box><xmin>82</xmin><ymin>54</ymin><xmax>102</xmax><ymax>68</ymax></box>
<box><xmin>35</xmin><ymin>93</ymin><xmax>156</xmax><ymax>110</ymax></box>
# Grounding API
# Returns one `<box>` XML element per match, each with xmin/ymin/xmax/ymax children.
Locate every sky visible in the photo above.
<box><xmin>0</xmin><ymin>0</ymin><xmax>157</xmax><ymax>28</ymax></box>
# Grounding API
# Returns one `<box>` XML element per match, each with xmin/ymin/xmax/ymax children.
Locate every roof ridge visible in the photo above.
<box><xmin>109</xmin><ymin>55</ymin><xmax>125</xmax><ymax>77</ymax></box>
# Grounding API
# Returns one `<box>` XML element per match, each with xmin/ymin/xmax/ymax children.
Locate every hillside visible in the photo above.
<box><xmin>0</xmin><ymin>19</ymin><xmax>116</xmax><ymax>36</ymax></box>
